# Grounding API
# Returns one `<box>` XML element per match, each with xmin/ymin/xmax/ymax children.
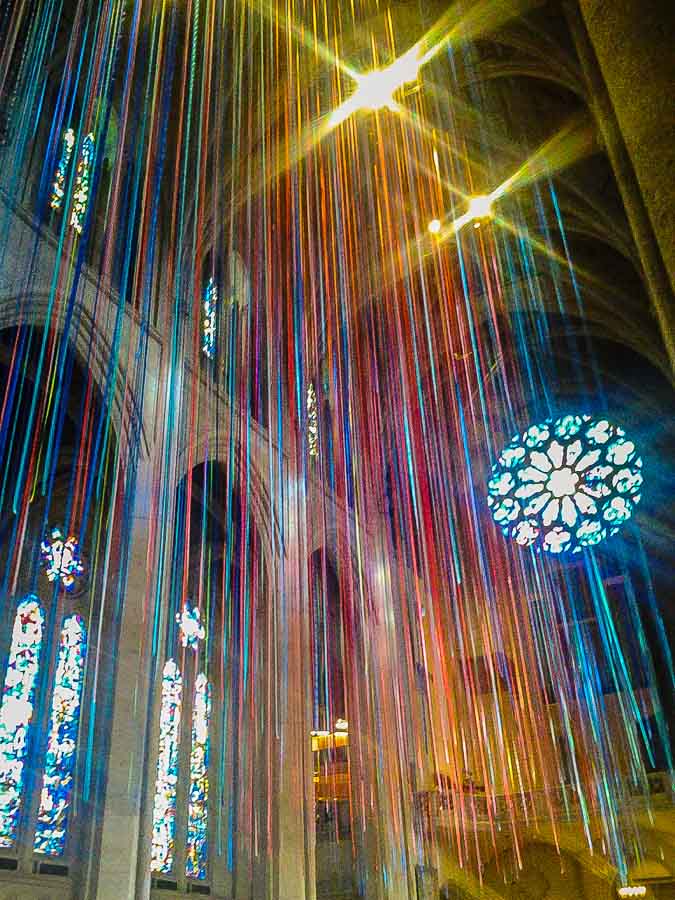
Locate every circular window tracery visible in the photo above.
<box><xmin>487</xmin><ymin>415</ymin><xmax>643</xmax><ymax>554</ymax></box>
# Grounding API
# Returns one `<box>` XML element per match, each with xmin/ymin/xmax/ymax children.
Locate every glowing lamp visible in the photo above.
<box><xmin>428</xmin><ymin>218</ymin><xmax>441</xmax><ymax>234</ymax></box>
<box><xmin>352</xmin><ymin>48</ymin><xmax>421</xmax><ymax>112</ymax></box>
<box><xmin>335</xmin><ymin>718</ymin><xmax>348</xmax><ymax>731</ymax></box>
<box><xmin>466</xmin><ymin>194</ymin><xmax>493</xmax><ymax>222</ymax></box>
<box><xmin>617</xmin><ymin>888</ymin><xmax>647</xmax><ymax>898</ymax></box>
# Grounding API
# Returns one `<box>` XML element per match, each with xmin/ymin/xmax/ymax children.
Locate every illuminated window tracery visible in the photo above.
<box><xmin>0</xmin><ymin>597</ymin><xmax>44</xmax><ymax>847</ymax></box>
<box><xmin>49</xmin><ymin>128</ymin><xmax>95</xmax><ymax>232</ymax></box>
<box><xmin>151</xmin><ymin>659</ymin><xmax>183</xmax><ymax>874</ymax></box>
<box><xmin>307</xmin><ymin>382</ymin><xmax>319</xmax><ymax>458</ymax></box>
<box><xmin>488</xmin><ymin>414</ymin><xmax>643</xmax><ymax>554</ymax></box>
<box><xmin>185</xmin><ymin>673</ymin><xmax>210</xmax><ymax>880</ymax></box>
<box><xmin>202</xmin><ymin>277</ymin><xmax>217</xmax><ymax>359</ymax></box>
<box><xmin>176</xmin><ymin>603</ymin><xmax>205</xmax><ymax>649</ymax></box>
<box><xmin>40</xmin><ymin>526</ymin><xmax>84</xmax><ymax>591</ymax></box>
<box><xmin>50</xmin><ymin>128</ymin><xmax>75</xmax><ymax>211</ymax></box>
<box><xmin>153</xmin><ymin>601</ymin><xmax>212</xmax><ymax>880</ymax></box>
<box><xmin>34</xmin><ymin>615</ymin><xmax>87</xmax><ymax>856</ymax></box>
<box><xmin>70</xmin><ymin>132</ymin><xmax>95</xmax><ymax>234</ymax></box>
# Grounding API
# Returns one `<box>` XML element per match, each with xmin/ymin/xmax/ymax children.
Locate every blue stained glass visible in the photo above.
<box><xmin>186</xmin><ymin>673</ymin><xmax>210</xmax><ymax>879</ymax></box>
<box><xmin>202</xmin><ymin>277</ymin><xmax>217</xmax><ymax>359</ymax></box>
<box><xmin>487</xmin><ymin>414</ymin><xmax>643</xmax><ymax>554</ymax></box>
<box><xmin>151</xmin><ymin>660</ymin><xmax>183</xmax><ymax>874</ymax></box>
<box><xmin>0</xmin><ymin>597</ymin><xmax>44</xmax><ymax>847</ymax></box>
<box><xmin>34</xmin><ymin>615</ymin><xmax>87</xmax><ymax>856</ymax></box>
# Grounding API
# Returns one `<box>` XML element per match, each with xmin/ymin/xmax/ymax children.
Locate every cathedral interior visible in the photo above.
<box><xmin>0</xmin><ymin>0</ymin><xmax>673</xmax><ymax>898</ymax></box>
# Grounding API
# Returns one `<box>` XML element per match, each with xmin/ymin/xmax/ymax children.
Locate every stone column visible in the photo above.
<box><xmin>365</xmin><ymin>554</ymin><xmax>419</xmax><ymax>900</ymax></box>
<box><xmin>275</xmin><ymin>468</ymin><xmax>316</xmax><ymax>900</ymax></box>
<box><xmin>567</xmin><ymin>0</ymin><xmax>675</xmax><ymax>370</ymax></box>
<box><xmin>94</xmin><ymin>458</ymin><xmax>155</xmax><ymax>900</ymax></box>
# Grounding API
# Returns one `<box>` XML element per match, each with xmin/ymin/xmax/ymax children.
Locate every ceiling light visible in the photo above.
<box><xmin>352</xmin><ymin>48</ymin><xmax>421</xmax><ymax>112</ymax></box>
<box><xmin>466</xmin><ymin>194</ymin><xmax>494</xmax><ymax>222</ymax></box>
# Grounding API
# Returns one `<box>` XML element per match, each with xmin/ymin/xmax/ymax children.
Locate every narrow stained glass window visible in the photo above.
<box><xmin>70</xmin><ymin>132</ymin><xmax>95</xmax><ymax>234</ymax></box>
<box><xmin>186</xmin><ymin>673</ymin><xmax>210</xmax><ymax>880</ymax></box>
<box><xmin>307</xmin><ymin>382</ymin><xmax>319</xmax><ymax>458</ymax></box>
<box><xmin>50</xmin><ymin>128</ymin><xmax>75</xmax><ymax>211</ymax></box>
<box><xmin>0</xmin><ymin>597</ymin><xmax>44</xmax><ymax>847</ymax></box>
<box><xmin>202</xmin><ymin>277</ymin><xmax>217</xmax><ymax>359</ymax></box>
<box><xmin>151</xmin><ymin>659</ymin><xmax>183</xmax><ymax>874</ymax></box>
<box><xmin>34</xmin><ymin>615</ymin><xmax>87</xmax><ymax>856</ymax></box>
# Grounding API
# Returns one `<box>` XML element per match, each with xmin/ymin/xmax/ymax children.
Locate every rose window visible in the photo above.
<box><xmin>487</xmin><ymin>415</ymin><xmax>643</xmax><ymax>554</ymax></box>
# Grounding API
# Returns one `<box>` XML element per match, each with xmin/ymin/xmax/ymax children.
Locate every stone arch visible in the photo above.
<box><xmin>0</xmin><ymin>323</ymin><xmax>126</xmax><ymax>895</ymax></box>
<box><xmin>439</xmin><ymin>863</ymin><xmax>507</xmax><ymax>900</ymax></box>
<box><xmin>178</xmin><ymin>417</ymin><xmax>284</xmax><ymax>572</ymax></box>
<box><xmin>147</xmin><ymin>457</ymin><xmax>275</xmax><ymax>897</ymax></box>
<box><xmin>482</xmin><ymin>839</ymin><xmax>596</xmax><ymax>900</ymax></box>
<box><xmin>0</xmin><ymin>290</ymin><xmax>150</xmax><ymax>458</ymax></box>
<box><xmin>309</xmin><ymin>548</ymin><xmax>345</xmax><ymax>731</ymax></box>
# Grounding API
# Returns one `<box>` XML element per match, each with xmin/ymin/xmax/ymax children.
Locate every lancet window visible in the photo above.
<box><xmin>50</xmin><ymin>127</ymin><xmax>95</xmax><ymax>233</ymax></box>
<box><xmin>307</xmin><ymin>381</ymin><xmax>319</xmax><ymax>458</ymax></box>
<box><xmin>151</xmin><ymin>603</ymin><xmax>211</xmax><ymax>883</ymax></box>
<box><xmin>0</xmin><ymin>595</ymin><xmax>87</xmax><ymax>857</ymax></box>
<box><xmin>202</xmin><ymin>277</ymin><xmax>217</xmax><ymax>360</ymax></box>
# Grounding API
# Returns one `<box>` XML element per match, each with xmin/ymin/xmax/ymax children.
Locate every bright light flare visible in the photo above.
<box><xmin>465</xmin><ymin>194</ymin><xmax>494</xmax><ymax>221</ymax></box>
<box><xmin>355</xmin><ymin>48</ymin><xmax>421</xmax><ymax>111</ymax></box>
<box><xmin>428</xmin><ymin>218</ymin><xmax>441</xmax><ymax>234</ymax></box>
<box><xmin>329</xmin><ymin>46</ymin><xmax>422</xmax><ymax>127</ymax></box>
<box><xmin>436</xmin><ymin>192</ymin><xmax>498</xmax><ymax>238</ymax></box>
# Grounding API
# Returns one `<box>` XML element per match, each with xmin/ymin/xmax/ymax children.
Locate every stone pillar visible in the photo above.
<box><xmin>567</xmin><ymin>0</ymin><xmax>675</xmax><ymax>370</ymax></box>
<box><xmin>366</xmin><ymin>557</ymin><xmax>419</xmax><ymax>900</ymax></box>
<box><xmin>94</xmin><ymin>459</ymin><xmax>155</xmax><ymax>900</ymax></box>
<box><xmin>275</xmin><ymin>469</ymin><xmax>316</xmax><ymax>900</ymax></box>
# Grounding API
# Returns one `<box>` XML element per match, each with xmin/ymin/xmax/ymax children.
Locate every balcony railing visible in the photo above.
<box><xmin>414</xmin><ymin>770</ymin><xmax>673</xmax><ymax>833</ymax></box>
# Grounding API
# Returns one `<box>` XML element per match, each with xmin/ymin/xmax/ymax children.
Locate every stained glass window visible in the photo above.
<box><xmin>307</xmin><ymin>382</ymin><xmax>319</xmax><ymax>458</ymax></box>
<box><xmin>40</xmin><ymin>526</ymin><xmax>84</xmax><ymax>591</ymax></box>
<box><xmin>70</xmin><ymin>132</ymin><xmax>95</xmax><ymax>234</ymax></box>
<box><xmin>0</xmin><ymin>597</ymin><xmax>44</xmax><ymax>847</ymax></box>
<box><xmin>202</xmin><ymin>277</ymin><xmax>217</xmax><ymax>359</ymax></box>
<box><xmin>50</xmin><ymin>127</ymin><xmax>75</xmax><ymax>211</ymax></box>
<box><xmin>488</xmin><ymin>414</ymin><xmax>643</xmax><ymax>554</ymax></box>
<box><xmin>185</xmin><ymin>673</ymin><xmax>210</xmax><ymax>879</ymax></box>
<box><xmin>151</xmin><ymin>660</ymin><xmax>183</xmax><ymax>874</ymax></box>
<box><xmin>176</xmin><ymin>603</ymin><xmax>205</xmax><ymax>649</ymax></box>
<box><xmin>34</xmin><ymin>615</ymin><xmax>87</xmax><ymax>856</ymax></box>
